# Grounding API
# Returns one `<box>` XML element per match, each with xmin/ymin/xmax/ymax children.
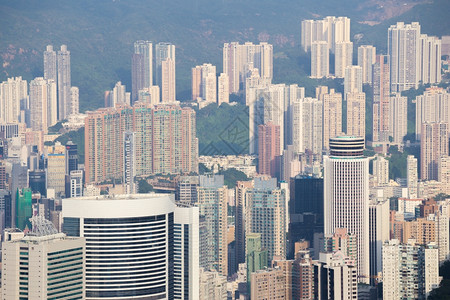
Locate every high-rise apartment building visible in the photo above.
<box><xmin>174</xmin><ymin>205</ymin><xmax>200</xmax><ymax>300</ymax></box>
<box><xmin>1</xmin><ymin>221</ymin><xmax>85</xmax><ymax>300</ymax></box>
<box><xmin>138</xmin><ymin>85</ymin><xmax>160</xmax><ymax>105</ymax></box>
<box><xmin>44</xmin><ymin>45</ymin><xmax>57</xmax><ymax>82</ymax></box>
<box><xmin>335</xmin><ymin>41</ymin><xmax>353</xmax><ymax>78</ymax></box>
<box><xmin>357</xmin><ymin>45</ymin><xmax>376</xmax><ymax>84</ymax></box>
<box><xmin>407</xmin><ymin>155</ymin><xmax>419</xmax><ymax>199</ymax></box>
<box><xmin>301</xmin><ymin>16</ymin><xmax>350</xmax><ymax>53</ymax></box>
<box><xmin>389</xmin><ymin>94</ymin><xmax>408</xmax><ymax>143</ymax></box>
<box><xmin>57</xmin><ymin>45</ymin><xmax>71</xmax><ymax>120</ymax></box>
<box><xmin>383</xmin><ymin>240</ymin><xmax>440</xmax><ymax>299</ymax></box>
<box><xmin>0</xmin><ymin>77</ymin><xmax>28</xmax><ymax>124</ymax></box>
<box><xmin>161</xmin><ymin>57</ymin><xmax>176</xmax><ymax>102</ymax></box>
<box><xmin>373</xmin><ymin>155</ymin><xmax>389</xmax><ymax>186</ymax></box>
<box><xmin>420</xmin><ymin>35</ymin><xmax>442</xmax><ymax>84</ymax></box>
<box><xmin>319</xmin><ymin>87</ymin><xmax>342</xmax><ymax>150</ymax></box>
<box><xmin>322</xmin><ymin>228</ymin><xmax>357</xmax><ymax>263</ymax></box>
<box><xmin>123</xmin><ymin>131</ymin><xmax>136</xmax><ymax>194</ymax></box>
<box><xmin>191</xmin><ymin>63</ymin><xmax>217</xmax><ymax>103</ymax></box>
<box><xmin>324</xmin><ymin>137</ymin><xmax>370</xmax><ymax>283</ymax></box>
<box><xmin>105</xmin><ymin>81</ymin><xmax>130</xmax><ymax>107</ymax></box>
<box><xmin>132</xmin><ymin>52</ymin><xmax>145</xmax><ymax>103</ymax></box>
<box><xmin>421</xmin><ymin>122</ymin><xmax>449</xmax><ymax>180</ymax></box>
<box><xmin>197</xmin><ymin>175</ymin><xmax>228</xmax><ymax>276</ymax></box>
<box><xmin>133</xmin><ymin>40</ymin><xmax>153</xmax><ymax>90</ymax></box>
<box><xmin>69</xmin><ymin>86</ymin><xmax>79</xmax><ymax>115</ymax></box>
<box><xmin>258</xmin><ymin>122</ymin><xmax>280</xmax><ymax>177</ymax></box>
<box><xmin>415</xmin><ymin>87</ymin><xmax>450</xmax><ymax>140</ymax></box>
<box><xmin>155</xmin><ymin>42</ymin><xmax>175</xmax><ymax>87</ymax></box>
<box><xmin>46</xmin><ymin>143</ymin><xmax>66</xmax><ymax>197</ymax></box>
<box><xmin>235</xmin><ymin>180</ymin><xmax>253</xmax><ymax>268</ymax></box>
<box><xmin>29</xmin><ymin>77</ymin><xmax>57</xmax><ymax>134</ymax></box>
<box><xmin>63</xmin><ymin>194</ymin><xmax>176</xmax><ymax>300</ymax></box>
<box><xmin>439</xmin><ymin>156</ymin><xmax>450</xmax><ymax>195</ymax></box>
<box><xmin>223</xmin><ymin>42</ymin><xmax>273</xmax><ymax>94</ymax></box>
<box><xmin>369</xmin><ymin>199</ymin><xmax>390</xmax><ymax>285</ymax></box>
<box><xmin>250</xmin><ymin>267</ymin><xmax>286</xmax><ymax>299</ymax></box>
<box><xmin>84</xmin><ymin>103</ymin><xmax>198</xmax><ymax>183</ymax></box>
<box><xmin>346</xmin><ymin>92</ymin><xmax>365</xmax><ymax>137</ymax></box>
<box><xmin>217</xmin><ymin>73</ymin><xmax>229</xmax><ymax>105</ymax></box>
<box><xmin>246</xmin><ymin>178</ymin><xmax>286</xmax><ymax>264</ymax></box>
<box><xmin>310</xmin><ymin>41</ymin><xmax>329</xmax><ymax>78</ymax></box>
<box><xmin>344</xmin><ymin>65</ymin><xmax>363</xmax><ymax>97</ymax></box>
<box><xmin>388</xmin><ymin>22</ymin><xmax>421</xmax><ymax>92</ymax></box>
<box><xmin>372</xmin><ymin>55</ymin><xmax>390</xmax><ymax>142</ymax></box>
<box><xmin>313</xmin><ymin>252</ymin><xmax>358</xmax><ymax>299</ymax></box>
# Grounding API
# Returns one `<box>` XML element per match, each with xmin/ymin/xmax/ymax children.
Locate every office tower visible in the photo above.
<box><xmin>174</xmin><ymin>205</ymin><xmax>200</xmax><ymax>300</ymax></box>
<box><xmin>420</xmin><ymin>35</ymin><xmax>442</xmax><ymax>84</ymax></box>
<box><xmin>415</xmin><ymin>87</ymin><xmax>450</xmax><ymax>140</ymax></box>
<box><xmin>65</xmin><ymin>141</ymin><xmax>78</xmax><ymax>174</ymax></box>
<box><xmin>324</xmin><ymin>137</ymin><xmax>370</xmax><ymax>283</ymax></box>
<box><xmin>105</xmin><ymin>81</ymin><xmax>130</xmax><ymax>107</ymax></box>
<box><xmin>123</xmin><ymin>131</ymin><xmax>136</xmax><ymax>194</ymax></box>
<box><xmin>43</xmin><ymin>45</ymin><xmax>57</xmax><ymax>82</ymax></box>
<box><xmin>175</xmin><ymin>175</ymin><xmax>199</xmax><ymax>204</ymax></box>
<box><xmin>217</xmin><ymin>73</ymin><xmax>229</xmax><ymax>105</ymax></box>
<box><xmin>191</xmin><ymin>63</ymin><xmax>216</xmax><ymax>103</ymax></box>
<box><xmin>246</xmin><ymin>232</ymin><xmax>268</xmax><ymax>288</ymax></box>
<box><xmin>420</xmin><ymin>122</ymin><xmax>449</xmax><ymax>180</ymax></box>
<box><xmin>134</xmin><ymin>40</ymin><xmax>153</xmax><ymax>87</ymax></box>
<box><xmin>161</xmin><ymin>58</ymin><xmax>176</xmax><ymax>102</ymax></box>
<box><xmin>314</xmin><ymin>252</ymin><xmax>358</xmax><ymax>299</ymax></box>
<box><xmin>383</xmin><ymin>240</ymin><xmax>440</xmax><ymax>299</ymax></box>
<box><xmin>10</xmin><ymin>163</ymin><xmax>28</xmax><ymax>228</ymax></box>
<box><xmin>223</xmin><ymin>42</ymin><xmax>273</xmax><ymax>94</ymax></box>
<box><xmin>63</xmin><ymin>193</ymin><xmax>175</xmax><ymax>300</ymax></box>
<box><xmin>235</xmin><ymin>180</ymin><xmax>253</xmax><ymax>268</ymax></box>
<box><xmin>15</xmin><ymin>188</ymin><xmax>32</xmax><ymax>230</ymax></box>
<box><xmin>155</xmin><ymin>42</ymin><xmax>175</xmax><ymax>85</ymax></box>
<box><xmin>407</xmin><ymin>155</ymin><xmax>419</xmax><ymax>198</ymax></box>
<box><xmin>335</xmin><ymin>41</ymin><xmax>353</xmax><ymax>78</ymax></box>
<box><xmin>346</xmin><ymin>92</ymin><xmax>365</xmax><ymax>137</ymax></box>
<box><xmin>246</xmin><ymin>178</ymin><xmax>286</xmax><ymax>263</ymax></box>
<box><xmin>137</xmin><ymin>85</ymin><xmax>160</xmax><ymax>105</ymax></box>
<box><xmin>369</xmin><ymin>199</ymin><xmax>389</xmax><ymax>285</ymax></box>
<box><xmin>439</xmin><ymin>156</ymin><xmax>450</xmax><ymax>195</ymax></box>
<box><xmin>373</xmin><ymin>155</ymin><xmax>389</xmax><ymax>186</ymax></box>
<box><xmin>258</xmin><ymin>122</ymin><xmax>281</xmax><ymax>177</ymax></box>
<box><xmin>389</xmin><ymin>94</ymin><xmax>408</xmax><ymax>143</ymax></box>
<box><xmin>29</xmin><ymin>77</ymin><xmax>57</xmax><ymax>134</ymax></box>
<box><xmin>358</xmin><ymin>45</ymin><xmax>376</xmax><ymax>84</ymax></box>
<box><xmin>197</xmin><ymin>175</ymin><xmax>228</xmax><ymax>276</ymax></box>
<box><xmin>69</xmin><ymin>170</ymin><xmax>83</xmax><ymax>198</ymax></box>
<box><xmin>372</xmin><ymin>55</ymin><xmax>390</xmax><ymax>142</ymax></box>
<box><xmin>344</xmin><ymin>65</ymin><xmax>363</xmax><ymax>97</ymax></box>
<box><xmin>289</xmin><ymin>175</ymin><xmax>324</xmax><ymax>255</ymax></box>
<box><xmin>320</xmin><ymin>88</ymin><xmax>342</xmax><ymax>150</ymax></box>
<box><xmin>388</xmin><ymin>22</ymin><xmax>421</xmax><ymax>92</ymax></box>
<box><xmin>251</xmin><ymin>267</ymin><xmax>286</xmax><ymax>299</ymax></box>
<box><xmin>68</xmin><ymin>86</ymin><xmax>79</xmax><ymax>115</ymax></box>
<box><xmin>84</xmin><ymin>103</ymin><xmax>198</xmax><ymax>183</ymax></box>
<box><xmin>0</xmin><ymin>77</ymin><xmax>28</xmax><ymax>123</ymax></box>
<box><xmin>199</xmin><ymin>269</ymin><xmax>227</xmax><ymax>300</ymax></box>
<box><xmin>1</xmin><ymin>218</ymin><xmax>85</xmax><ymax>300</ymax></box>
<box><xmin>310</xmin><ymin>41</ymin><xmax>329</xmax><ymax>78</ymax></box>
<box><xmin>46</xmin><ymin>143</ymin><xmax>66</xmax><ymax>197</ymax></box>
<box><xmin>57</xmin><ymin>45</ymin><xmax>71</xmax><ymax>120</ymax></box>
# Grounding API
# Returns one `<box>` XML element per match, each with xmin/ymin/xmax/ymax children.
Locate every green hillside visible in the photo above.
<box><xmin>1</xmin><ymin>0</ymin><xmax>450</xmax><ymax>112</ymax></box>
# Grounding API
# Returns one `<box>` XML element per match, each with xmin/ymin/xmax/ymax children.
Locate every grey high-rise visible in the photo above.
<box><xmin>57</xmin><ymin>45</ymin><xmax>71</xmax><ymax>120</ymax></box>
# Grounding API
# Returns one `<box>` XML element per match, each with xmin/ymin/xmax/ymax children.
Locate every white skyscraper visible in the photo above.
<box><xmin>106</xmin><ymin>81</ymin><xmax>130</xmax><ymax>107</ymax></box>
<box><xmin>311</xmin><ymin>41</ymin><xmax>329</xmax><ymax>78</ymax></box>
<box><xmin>161</xmin><ymin>57</ymin><xmax>176</xmax><ymax>102</ymax></box>
<box><xmin>407</xmin><ymin>155</ymin><xmax>419</xmax><ymax>199</ymax></box>
<box><xmin>63</xmin><ymin>194</ymin><xmax>176</xmax><ymax>300</ymax></box>
<box><xmin>389</xmin><ymin>94</ymin><xmax>408</xmax><ymax>143</ymax></box>
<box><xmin>44</xmin><ymin>45</ymin><xmax>57</xmax><ymax>82</ymax></box>
<box><xmin>29</xmin><ymin>77</ymin><xmax>57</xmax><ymax>133</ymax></box>
<box><xmin>301</xmin><ymin>16</ymin><xmax>350</xmax><ymax>53</ymax></box>
<box><xmin>335</xmin><ymin>41</ymin><xmax>353</xmax><ymax>78</ymax></box>
<box><xmin>217</xmin><ymin>73</ymin><xmax>229</xmax><ymax>105</ymax></box>
<box><xmin>69</xmin><ymin>86</ymin><xmax>79</xmax><ymax>116</ymax></box>
<box><xmin>357</xmin><ymin>45</ymin><xmax>376</xmax><ymax>84</ymax></box>
<box><xmin>388</xmin><ymin>22</ymin><xmax>421</xmax><ymax>92</ymax></box>
<box><xmin>419</xmin><ymin>35</ymin><xmax>442</xmax><ymax>85</ymax></box>
<box><xmin>174</xmin><ymin>205</ymin><xmax>200</xmax><ymax>300</ymax></box>
<box><xmin>134</xmin><ymin>40</ymin><xmax>153</xmax><ymax>88</ymax></box>
<box><xmin>415</xmin><ymin>87</ymin><xmax>450</xmax><ymax>140</ymax></box>
<box><xmin>346</xmin><ymin>92</ymin><xmax>365</xmax><ymax>138</ymax></box>
<box><xmin>155</xmin><ymin>42</ymin><xmax>176</xmax><ymax>87</ymax></box>
<box><xmin>57</xmin><ymin>45</ymin><xmax>71</xmax><ymax>120</ymax></box>
<box><xmin>344</xmin><ymin>65</ymin><xmax>363</xmax><ymax>97</ymax></box>
<box><xmin>373</xmin><ymin>155</ymin><xmax>389</xmax><ymax>186</ymax></box>
<box><xmin>0</xmin><ymin>76</ymin><xmax>28</xmax><ymax>124</ymax></box>
<box><xmin>192</xmin><ymin>63</ymin><xmax>217</xmax><ymax>105</ymax></box>
<box><xmin>2</xmin><ymin>216</ymin><xmax>85</xmax><ymax>300</ymax></box>
<box><xmin>324</xmin><ymin>136</ymin><xmax>370</xmax><ymax>283</ymax></box>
